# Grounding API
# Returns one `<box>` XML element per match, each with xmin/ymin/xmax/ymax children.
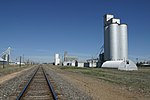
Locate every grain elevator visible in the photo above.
<box><xmin>102</xmin><ymin>14</ymin><xmax>137</xmax><ymax>70</ymax></box>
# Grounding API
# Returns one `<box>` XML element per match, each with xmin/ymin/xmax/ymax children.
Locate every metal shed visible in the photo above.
<box><xmin>102</xmin><ymin>60</ymin><xmax>138</xmax><ymax>71</ymax></box>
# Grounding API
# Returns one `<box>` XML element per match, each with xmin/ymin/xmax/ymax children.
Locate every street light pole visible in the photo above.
<box><xmin>20</xmin><ymin>56</ymin><xmax>21</xmax><ymax>67</ymax></box>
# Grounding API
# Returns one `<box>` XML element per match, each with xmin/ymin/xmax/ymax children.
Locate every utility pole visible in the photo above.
<box><xmin>136</xmin><ymin>58</ymin><xmax>138</xmax><ymax>66</ymax></box>
<box><xmin>8</xmin><ymin>54</ymin><xmax>10</xmax><ymax>65</ymax></box>
<box><xmin>23</xmin><ymin>54</ymin><xmax>24</xmax><ymax>63</ymax></box>
<box><xmin>136</xmin><ymin>58</ymin><xmax>138</xmax><ymax>63</ymax></box>
<box><xmin>20</xmin><ymin>56</ymin><xmax>21</xmax><ymax>67</ymax></box>
<box><xmin>62</xmin><ymin>56</ymin><xmax>63</xmax><ymax>66</ymax></box>
<box><xmin>3</xmin><ymin>59</ymin><xmax>4</xmax><ymax>68</ymax></box>
<box><xmin>92</xmin><ymin>56</ymin><xmax>93</xmax><ymax>67</ymax></box>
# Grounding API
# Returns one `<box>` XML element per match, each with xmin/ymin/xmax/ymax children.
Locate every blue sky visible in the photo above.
<box><xmin>0</xmin><ymin>0</ymin><xmax>150</xmax><ymax>63</ymax></box>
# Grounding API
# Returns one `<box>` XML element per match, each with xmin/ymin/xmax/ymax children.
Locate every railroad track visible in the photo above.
<box><xmin>16</xmin><ymin>66</ymin><xmax>58</xmax><ymax>100</ymax></box>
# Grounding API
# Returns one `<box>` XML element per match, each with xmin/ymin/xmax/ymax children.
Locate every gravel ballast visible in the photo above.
<box><xmin>0</xmin><ymin>66</ymin><xmax>37</xmax><ymax>100</ymax></box>
<box><xmin>0</xmin><ymin>65</ymin><xmax>92</xmax><ymax>100</ymax></box>
<box><xmin>44</xmin><ymin>65</ymin><xmax>92</xmax><ymax>100</ymax></box>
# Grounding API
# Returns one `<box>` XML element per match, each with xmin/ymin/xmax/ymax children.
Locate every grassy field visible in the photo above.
<box><xmin>0</xmin><ymin>65</ymin><xmax>32</xmax><ymax>76</ymax></box>
<box><xmin>60</xmin><ymin>66</ymin><xmax>150</xmax><ymax>95</ymax></box>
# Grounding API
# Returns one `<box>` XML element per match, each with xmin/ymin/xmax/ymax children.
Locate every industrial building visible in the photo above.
<box><xmin>54</xmin><ymin>14</ymin><xmax>138</xmax><ymax>70</ymax></box>
<box><xmin>101</xmin><ymin>14</ymin><xmax>138</xmax><ymax>70</ymax></box>
<box><xmin>63</xmin><ymin>51</ymin><xmax>77</xmax><ymax>66</ymax></box>
<box><xmin>86</xmin><ymin>58</ymin><xmax>98</xmax><ymax>67</ymax></box>
<box><xmin>76</xmin><ymin>62</ymin><xmax>84</xmax><ymax>67</ymax></box>
<box><xmin>0</xmin><ymin>47</ymin><xmax>11</xmax><ymax>65</ymax></box>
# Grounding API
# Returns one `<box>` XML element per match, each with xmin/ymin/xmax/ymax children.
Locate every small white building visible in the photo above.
<box><xmin>54</xmin><ymin>54</ymin><xmax>60</xmax><ymax>65</ymax></box>
<box><xmin>63</xmin><ymin>62</ymin><xmax>68</xmax><ymax>66</ymax></box>
<box><xmin>77</xmin><ymin>62</ymin><xmax>84</xmax><ymax>67</ymax></box>
<box><xmin>86</xmin><ymin>59</ymin><xmax>98</xmax><ymax>67</ymax></box>
<box><xmin>89</xmin><ymin>62</ymin><xmax>97</xmax><ymax>67</ymax></box>
<box><xmin>15</xmin><ymin>62</ymin><xmax>25</xmax><ymax>65</ymax></box>
<box><xmin>71</xmin><ymin>61</ymin><xmax>76</xmax><ymax>66</ymax></box>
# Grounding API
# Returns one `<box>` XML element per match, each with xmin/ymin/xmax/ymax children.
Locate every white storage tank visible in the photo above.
<box><xmin>109</xmin><ymin>23</ymin><xmax>120</xmax><ymax>60</ymax></box>
<box><xmin>55</xmin><ymin>54</ymin><xmax>60</xmax><ymax>65</ymax></box>
<box><xmin>104</xmin><ymin>15</ymin><xmax>120</xmax><ymax>61</ymax></box>
<box><xmin>120</xmin><ymin>24</ymin><xmax>128</xmax><ymax>60</ymax></box>
<box><xmin>104</xmin><ymin>14</ymin><xmax>114</xmax><ymax>61</ymax></box>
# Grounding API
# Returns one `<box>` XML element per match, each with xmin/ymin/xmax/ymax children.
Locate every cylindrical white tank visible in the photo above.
<box><xmin>109</xmin><ymin>23</ymin><xmax>120</xmax><ymax>60</ymax></box>
<box><xmin>55</xmin><ymin>54</ymin><xmax>60</xmax><ymax>65</ymax></box>
<box><xmin>120</xmin><ymin>24</ymin><xmax>128</xmax><ymax>59</ymax></box>
<box><xmin>104</xmin><ymin>26</ymin><xmax>109</xmax><ymax>61</ymax></box>
<box><xmin>55</xmin><ymin>54</ymin><xmax>59</xmax><ymax>59</ymax></box>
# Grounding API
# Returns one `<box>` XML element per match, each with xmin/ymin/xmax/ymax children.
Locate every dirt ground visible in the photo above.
<box><xmin>48</xmin><ymin>66</ymin><xmax>149</xmax><ymax>100</ymax></box>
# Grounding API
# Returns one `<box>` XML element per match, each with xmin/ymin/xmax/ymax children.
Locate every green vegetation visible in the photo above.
<box><xmin>60</xmin><ymin>66</ymin><xmax>150</xmax><ymax>95</ymax></box>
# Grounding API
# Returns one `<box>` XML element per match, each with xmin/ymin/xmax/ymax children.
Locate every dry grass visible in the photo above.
<box><xmin>60</xmin><ymin>66</ymin><xmax>150</xmax><ymax>96</ymax></box>
<box><xmin>0</xmin><ymin>65</ymin><xmax>32</xmax><ymax>76</ymax></box>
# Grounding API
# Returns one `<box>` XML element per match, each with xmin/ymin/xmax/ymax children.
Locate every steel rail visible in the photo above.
<box><xmin>16</xmin><ymin>67</ymin><xmax>39</xmax><ymax>100</ymax></box>
<box><xmin>42</xmin><ymin>67</ymin><xmax>58</xmax><ymax>100</ymax></box>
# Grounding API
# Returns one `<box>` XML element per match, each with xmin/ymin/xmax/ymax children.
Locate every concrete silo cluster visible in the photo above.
<box><xmin>102</xmin><ymin>14</ymin><xmax>138</xmax><ymax>70</ymax></box>
<box><xmin>104</xmin><ymin>14</ymin><xmax>128</xmax><ymax>61</ymax></box>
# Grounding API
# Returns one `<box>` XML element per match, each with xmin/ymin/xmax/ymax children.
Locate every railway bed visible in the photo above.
<box><xmin>16</xmin><ymin>66</ymin><xmax>58</xmax><ymax>100</ymax></box>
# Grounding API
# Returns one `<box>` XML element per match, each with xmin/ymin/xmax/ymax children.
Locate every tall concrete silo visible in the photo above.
<box><xmin>109</xmin><ymin>23</ymin><xmax>120</xmax><ymax>60</ymax></box>
<box><xmin>104</xmin><ymin>14</ymin><xmax>121</xmax><ymax>61</ymax></box>
<box><xmin>120</xmin><ymin>24</ymin><xmax>128</xmax><ymax>60</ymax></box>
<box><xmin>104</xmin><ymin>14</ymin><xmax>114</xmax><ymax>61</ymax></box>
